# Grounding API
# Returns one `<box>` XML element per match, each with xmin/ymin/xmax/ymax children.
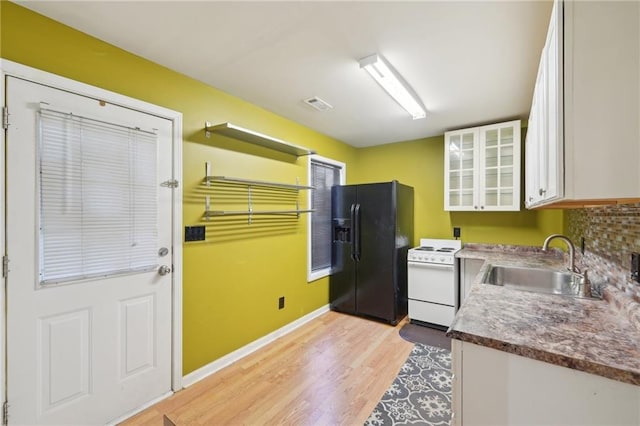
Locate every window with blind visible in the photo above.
<box><xmin>38</xmin><ymin>108</ymin><xmax>158</xmax><ymax>285</ymax></box>
<box><xmin>308</xmin><ymin>156</ymin><xmax>345</xmax><ymax>282</ymax></box>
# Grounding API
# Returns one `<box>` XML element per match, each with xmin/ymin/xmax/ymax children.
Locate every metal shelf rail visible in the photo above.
<box><xmin>203</xmin><ymin>162</ymin><xmax>314</xmax><ymax>224</ymax></box>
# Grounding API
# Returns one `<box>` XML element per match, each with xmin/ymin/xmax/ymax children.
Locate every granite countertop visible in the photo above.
<box><xmin>447</xmin><ymin>244</ymin><xmax>640</xmax><ymax>386</ymax></box>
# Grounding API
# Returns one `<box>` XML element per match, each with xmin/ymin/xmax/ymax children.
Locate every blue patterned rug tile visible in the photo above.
<box><xmin>365</xmin><ymin>343</ymin><xmax>452</xmax><ymax>426</ymax></box>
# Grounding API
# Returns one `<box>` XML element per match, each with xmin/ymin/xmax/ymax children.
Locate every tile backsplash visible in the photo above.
<box><xmin>566</xmin><ymin>203</ymin><xmax>640</xmax><ymax>301</ymax></box>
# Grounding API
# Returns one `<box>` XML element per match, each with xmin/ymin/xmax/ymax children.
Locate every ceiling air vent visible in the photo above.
<box><xmin>304</xmin><ymin>96</ymin><xmax>333</xmax><ymax>112</ymax></box>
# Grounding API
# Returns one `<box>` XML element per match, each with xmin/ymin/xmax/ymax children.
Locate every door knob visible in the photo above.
<box><xmin>158</xmin><ymin>265</ymin><xmax>172</xmax><ymax>276</ymax></box>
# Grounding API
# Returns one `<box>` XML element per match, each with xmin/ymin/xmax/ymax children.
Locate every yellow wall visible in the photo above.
<box><xmin>1</xmin><ymin>2</ymin><xmax>357</xmax><ymax>374</ymax></box>
<box><xmin>2</xmin><ymin>2</ymin><xmax>563</xmax><ymax>376</ymax></box>
<box><xmin>351</xmin><ymin>133</ymin><xmax>564</xmax><ymax>246</ymax></box>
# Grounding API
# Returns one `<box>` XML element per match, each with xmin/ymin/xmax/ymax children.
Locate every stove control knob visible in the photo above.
<box><xmin>440</xmin><ymin>257</ymin><xmax>445</xmax><ymax>262</ymax></box>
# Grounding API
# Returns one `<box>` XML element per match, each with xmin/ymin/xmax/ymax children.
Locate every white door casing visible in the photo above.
<box><xmin>4</xmin><ymin>65</ymin><xmax>182</xmax><ymax>425</ymax></box>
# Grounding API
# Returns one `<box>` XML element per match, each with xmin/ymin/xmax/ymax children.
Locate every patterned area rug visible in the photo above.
<box><xmin>365</xmin><ymin>343</ymin><xmax>452</xmax><ymax>426</ymax></box>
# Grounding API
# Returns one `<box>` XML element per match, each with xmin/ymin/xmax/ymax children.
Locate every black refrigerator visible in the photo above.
<box><xmin>330</xmin><ymin>181</ymin><xmax>414</xmax><ymax>325</ymax></box>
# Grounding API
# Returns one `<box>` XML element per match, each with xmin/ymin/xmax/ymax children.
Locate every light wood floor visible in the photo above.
<box><xmin>121</xmin><ymin>311</ymin><xmax>415</xmax><ymax>426</ymax></box>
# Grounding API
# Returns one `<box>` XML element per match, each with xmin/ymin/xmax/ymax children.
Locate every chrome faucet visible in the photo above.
<box><xmin>542</xmin><ymin>234</ymin><xmax>577</xmax><ymax>273</ymax></box>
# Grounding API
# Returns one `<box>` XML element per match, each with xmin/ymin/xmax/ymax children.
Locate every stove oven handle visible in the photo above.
<box><xmin>354</xmin><ymin>203</ymin><xmax>361</xmax><ymax>262</ymax></box>
<box><xmin>350</xmin><ymin>204</ymin><xmax>356</xmax><ymax>261</ymax></box>
<box><xmin>407</xmin><ymin>261</ymin><xmax>454</xmax><ymax>269</ymax></box>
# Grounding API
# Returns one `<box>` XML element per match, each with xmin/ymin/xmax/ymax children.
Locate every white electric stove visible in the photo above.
<box><xmin>407</xmin><ymin>238</ymin><xmax>462</xmax><ymax>328</ymax></box>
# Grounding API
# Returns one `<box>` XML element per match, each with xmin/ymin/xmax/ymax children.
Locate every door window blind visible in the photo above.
<box><xmin>38</xmin><ymin>108</ymin><xmax>158</xmax><ymax>285</ymax></box>
<box><xmin>310</xmin><ymin>160</ymin><xmax>341</xmax><ymax>272</ymax></box>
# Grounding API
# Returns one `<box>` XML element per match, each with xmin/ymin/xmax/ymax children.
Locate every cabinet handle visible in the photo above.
<box><xmin>539</xmin><ymin>188</ymin><xmax>546</xmax><ymax>196</ymax></box>
<box><xmin>474</xmin><ymin>206</ymin><xmax>478</xmax><ymax>209</ymax></box>
<box><xmin>529</xmin><ymin>196</ymin><xmax>533</xmax><ymax>201</ymax></box>
<box><xmin>480</xmin><ymin>206</ymin><xmax>484</xmax><ymax>210</ymax></box>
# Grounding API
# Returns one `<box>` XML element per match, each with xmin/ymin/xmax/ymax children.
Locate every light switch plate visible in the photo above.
<box><xmin>185</xmin><ymin>225</ymin><xmax>205</xmax><ymax>242</ymax></box>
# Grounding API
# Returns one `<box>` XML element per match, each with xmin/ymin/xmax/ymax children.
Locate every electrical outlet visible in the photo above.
<box><xmin>632</xmin><ymin>252</ymin><xmax>640</xmax><ymax>283</ymax></box>
<box><xmin>278</xmin><ymin>296</ymin><xmax>285</xmax><ymax>310</ymax></box>
<box><xmin>453</xmin><ymin>227</ymin><xmax>461</xmax><ymax>239</ymax></box>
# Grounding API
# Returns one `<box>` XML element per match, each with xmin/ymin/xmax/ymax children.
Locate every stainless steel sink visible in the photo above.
<box><xmin>482</xmin><ymin>265</ymin><xmax>601</xmax><ymax>299</ymax></box>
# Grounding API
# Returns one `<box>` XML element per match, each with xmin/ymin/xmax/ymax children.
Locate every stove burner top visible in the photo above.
<box><xmin>409</xmin><ymin>239</ymin><xmax>462</xmax><ymax>265</ymax></box>
<box><xmin>413</xmin><ymin>246</ymin><xmax>457</xmax><ymax>253</ymax></box>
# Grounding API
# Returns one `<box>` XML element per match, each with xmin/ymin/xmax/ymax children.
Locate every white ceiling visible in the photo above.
<box><xmin>16</xmin><ymin>1</ymin><xmax>553</xmax><ymax>147</ymax></box>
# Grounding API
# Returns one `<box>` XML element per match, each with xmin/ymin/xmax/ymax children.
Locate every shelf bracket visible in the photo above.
<box><xmin>247</xmin><ymin>186</ymin><xmax>253</xmax><ymax>225</ymax></box>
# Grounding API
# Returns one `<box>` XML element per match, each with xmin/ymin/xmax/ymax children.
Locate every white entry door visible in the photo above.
<box><xmin>5</xmin><ymin>76</ymin><xmax>173</xmax><ymax>425</ymax></box>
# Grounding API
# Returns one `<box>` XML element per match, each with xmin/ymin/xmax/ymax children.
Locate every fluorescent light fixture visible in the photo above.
<box><xmin>359</xmin><ymin>53</ymin><xmax>426</xmax><ymax>120</ymax></box>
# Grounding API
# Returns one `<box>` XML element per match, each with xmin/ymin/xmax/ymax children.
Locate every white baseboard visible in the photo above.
<box><xmin>182</xmin><ymin>304</ymin><xmax>330</xmax><ymax>388</ymax></box>
<box><xmin>106</xmin><ymin>391</ymin><xmax>173</xmax><ymax>426</ymax></box>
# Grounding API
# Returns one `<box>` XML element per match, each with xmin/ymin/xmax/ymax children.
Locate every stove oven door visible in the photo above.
<box><xmin>407</xmin><ymin>261</ymin><xmax>456</xmax><ymax>306</ymax></box>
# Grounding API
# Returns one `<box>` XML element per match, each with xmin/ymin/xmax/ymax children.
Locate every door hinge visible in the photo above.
<box><xmin>3</xmin><ymin>401</ymin><xmax>8</xmax><ymax>426</ymax></box>
<box><xmin>2</xmin><ymin>107</ymin><xmax>8</xmax><ymax>130</ymax></box>
<box><xmin>160</xmin><ymin>179</ymin><xmax>179</xmax><ymax>188</ymax></box>
<box><xmin>2</xmin><ymin>256</ymin><xmax>8</xmax><ymax>278</ymax></box>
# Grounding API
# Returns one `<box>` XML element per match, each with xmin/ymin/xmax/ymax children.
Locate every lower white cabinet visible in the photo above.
<box><xmin>458</xmin><ymin>258</ymin><xmax>483</xmax><ymax>306</ymax></box>
<box><xmin>451</xmin><ymin>340</ymin><xmax>640</xmax><ymax>425</ymax></box>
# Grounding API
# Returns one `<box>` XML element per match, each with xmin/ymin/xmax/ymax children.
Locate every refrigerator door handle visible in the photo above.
<box><xmin>350</xmin><ymin>203</ymin><xmax>356</xmax><ymax>261</ymax></box>
<box><xmin>354</xmin><ymin>203</ymin><xmax>361</xmax><ymax>261</ymax></box>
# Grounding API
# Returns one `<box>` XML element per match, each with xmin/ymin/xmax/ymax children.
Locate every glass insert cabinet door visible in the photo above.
<box><xmin>445</xmin><ymin>129</ymin><xmax>478</xmax><ymax>210</ymax></box>
<box><xmin>479</xmin><ymin>123</ymin><xmax>518</xmax><ymax>210</ymax></box>
<box><xmin>444</xmin><ymin>120</ymin><xmax>521</xmax><ymax>212</ymax></box>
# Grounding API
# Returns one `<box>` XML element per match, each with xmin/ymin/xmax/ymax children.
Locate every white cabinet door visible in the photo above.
<box><xmin>445</xmin><ymin>129</ymin><xmax>478</xmax><ymax>211</ymax></box>
<box><xmin>459</xmin><ymin>258</ymin><xmax>484</xmax><ymax>305</ymax></box>
<box><xmin>454</xmin><ymin>341</ymin><xmax>640</xmax><ymax>425</ymax></box>
<box><xmin>445</xmin><ymin>120</ymin><xmax>521</xmax><ymax>211</ymax></box>
<box><xmin>542</xmin><ymin>0</ymin><xmax>563</xmax><ymax>203</ymax></box>
<box><xmin>524</xmin><ymin>81</ymin><xmax>541</xmax><ymax>208</ymax></box>
<box><xmin>525</xmin><ymin>52</ymin><xmax>547</xmax><ymax>208</ymax></box>
<box><xmin>478</xmin><ymin>122</ymin><xmax>521</xmax><ymax>211</ymax></box>
<box><xmin>526</xmin><ymin>0</ymin><xmax>564</xmax><ymax>208</ymax></box>
<box><xmin>450</xmin><ymin>339</ymin><xmax>462</xmax><ymax>426</ymax></box>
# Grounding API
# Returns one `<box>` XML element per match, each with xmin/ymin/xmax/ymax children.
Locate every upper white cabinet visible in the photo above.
<box><xmin>445</xmin><ymin>120</ymin><xmax>521</xmax><ymax>211</ymax></box>
<box><xmin>526</xmin><ymin>0</ymin><xmax>640</xmax><ymax>208</ymax></box>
